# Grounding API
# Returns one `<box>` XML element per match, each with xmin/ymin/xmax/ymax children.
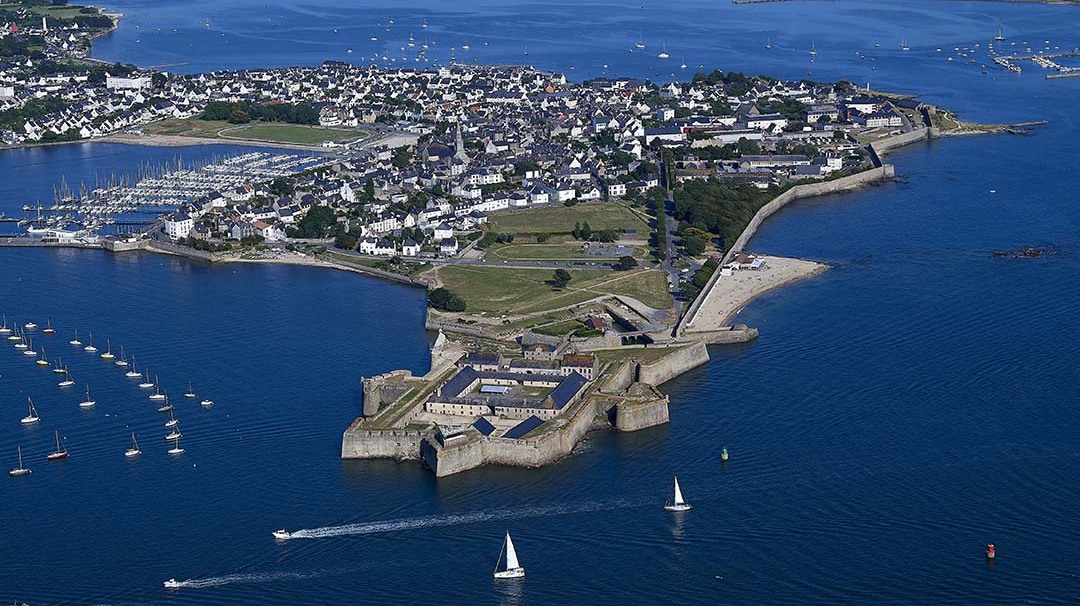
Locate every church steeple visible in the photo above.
<box><xmin>454</xmin><ymin>121</ymin><xmax>469</xmax><ymax>163</ymax></box>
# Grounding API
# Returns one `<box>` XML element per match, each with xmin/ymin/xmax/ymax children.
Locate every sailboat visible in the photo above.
<box><xmin>125</xmin><ymin>433</ymin><xmax>142</xmax><ymax>457</ymax></box>
<box><xmin>493</xmin><ymin>532</ymin><xmax>526</xmax><ymax>579</ymax></box>
<box><xmin>900</xmin><ymin>38</ymin><xmax>910</xmax><ymax>52</ymax></box>
<box><xmin>42</xmin><ymin>317</ymin><xmax>55</xmax><ymax>335</ymax></box>
<box><xmin>167</xmin><ymin>436</ymin><xmax>185</xmax><ymax>455</ymax></box>
<box><xmin>53</xmin><ymin>356</ymin><xmax>67</xmax><ymax>373</ymax></box>
<box><xmin>83</xmin><ymin>331</ymin><xmax>97</xmax><ymax>353</ymax></box>
<box><xmin>126</xmin><ymin>355</ymin><xmax>141</xmax><ymax>378</ymax></box>
<box><xmin>9</xmin><ymin>446</ymin><xmax>31</xmax><ymax>477</ymax></box>
<box><xmin>165</xmin><ymin>407</ymin><xmax>179</xmax><ymax>428</ymax></box>
<box><xmin>58</xmin><ymin>368</ymin><xmax>74</xmax><ymax>387</ymax></box>
<box><xmin>462</xmin><ymin>36</ymin><xmax>470</xmax><ymax>51</ymax></box>
<box><xmin>663</xmin><ymin>475</ymin><xmax>692</xmax><ymax>512</ymax></box>
<box><xmin>138</xmin><ymin>370</ymin><xmax>154</xmax><ymax>389</ymax></box>
<box><xmin>100</xmin><ymin>339</ymin><xmax>115</xmax><ymax>360</ymax></box>
<box><xmin>765</xmin><ymin>38</ymin><xmax>772</xmax><ymax>50</ymax></box>
<box><xmin>157</xmin><ymin>392</ymin><xmax>173</xmax><ymax>413</ymax></box>
<box><xmin>22</xmin><ymin>336</ymin><xmax>36</xmax><ymax>355</ymax></box>
<box><xmin>35</xmin><ymin>347</ymin><xmax>49</xmax><ymax>366</ymax></box>
<box><xmin>635</xmin><ymin>30</ymin><xmax>646</xmax><ymax>50</ymax></box>
<box><xmin>79</xmin><ymin>385</ymin><xmax>96</xmax><ymax>408</ymax></box>
<box><xmin>994</xmin><ymin>21</ymin><xmax>1006</xmax><ymax>41</ymax></box>
<box><xmin>680</xmin><ymin>56</ymin><xmax>687</xmax><ymax>69</ymax></box>
<box><xmin>0</xmin><ymin>313</ymin><xmax>10</xmax><ymax>334</ymax></box>
<box><xmin>421</xmin><ymin>18</ymin><xmax>428</xmax><ymax>29</ymax></box>
<box><xmin>185</xmin><ymin>381</ymin><xmax>197</xmax><ymax>398</ymax></box>
<box><xmin>149</xmin><ymin>377</ymin><xmax>166</xmax><ymax>401</ymax></box>
<box><xmin>47</xmin><ymin>429</ymin><xmax>69</xmax><ymax>460</ymax></box>
<box><xmin>809</xmin><ymin>40</ymin><xmax>817</xmax><ymax>56</ymax></box>
<box><xmin>115</xmin><ymin>345</ymin><xmax>129</xmax><ymax>367</ymax></box>
<box><xmin>13</xmin><ymin>333</ymin><xmax>27</xmax><ymax>349</ymax></box>
<box><xmin>21</xmin><ymin>397</ymin><xmax>40</xmax><ymax>424</ymax></box>
<box><xmin>69</xmin><ymin>327</ymin><xmax>81</xmax><ymax>346</ymax></box>
<box><xmin>657</xmin><ymin>42</ymin><xmax>670</xmax><ymax>59</ymax></box>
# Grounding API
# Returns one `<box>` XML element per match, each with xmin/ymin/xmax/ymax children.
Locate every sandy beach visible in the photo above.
<box><xmin>684</xmin><ymin>255</ymin><xmax>827</xmax><ymax>333</ymax></box>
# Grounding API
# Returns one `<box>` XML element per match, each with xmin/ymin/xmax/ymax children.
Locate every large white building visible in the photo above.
<box><xmin>164</xmin><ymin>212</ymin><xmax>194</xmax><ymax>239</ymax></box>
<box><xmin>106</xmin><ymin>74</ymin><xmax>152</xmax><ymax>90</ymax></box>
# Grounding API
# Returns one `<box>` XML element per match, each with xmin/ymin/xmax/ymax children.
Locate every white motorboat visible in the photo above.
<box><xmin>200</xmin><ymin>398</ymin><xmax>214</xmax><ymax>407</ymax></box>
<box><xmin>9</xmin><ymin>446</ymin><xmax>31</xmax><ymax>477</ymax></box>
<box><xmin>493</xmin><ymin>532</ymin><xmax>525</xmax><ymax>579</ymax></box>
<box><xmin>663</xmin><ymin>475</ymin><xmax>692</xmax><ymax>512</ymax></box>
<box><xmin>21</xmin><ymin>397</ymin><xmax>40</xmax><ymax>424</ymax></box>
<box><xmin>163</xmin><ymin>578</ymin><xmax>181</xmax><ymax>588</ymax></box>
<box><xmin>125</xmin><ymin>432</ymin><xmax>142</xmax><ymax>458</ymax></box>
<box><xmin>272</xmin><ymin>528</ymin><xmax>292</xmax><ymax>540</ymax></box>
<box><xmin>24</xmin><ymin>321</ymin><xmax>37</xmax><ymax>330</ymax></box>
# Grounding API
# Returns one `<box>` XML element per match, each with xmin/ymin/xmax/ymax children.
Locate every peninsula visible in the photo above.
<box><xmin>0</xmin><ymin>0</ymin><xmax>1032</xmax><ymax>477</ymax></box>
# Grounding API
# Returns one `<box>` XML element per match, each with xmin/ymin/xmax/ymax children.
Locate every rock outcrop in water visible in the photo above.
<box><xmin>992</xmin><ymin>245</ymin><xmax>1059</xmax><ymax>259</ymax></box>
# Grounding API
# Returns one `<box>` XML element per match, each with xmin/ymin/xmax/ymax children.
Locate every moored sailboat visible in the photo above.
<box><xmin>46</xmin><ymin>429</ymin><xmax>69</xmax><ymax>460</ymax></box>
<box><xmin>83</xmin><ymin>331</ymin><xmax>97</xmax><ymax>353</ymax></box>
<box><xmin>0</xmin><ymin>313</ymin><xmax>10</xmax><ymax>334</ymax></box>
<box><xmin>115</xmin><ymin>345</ymin><xmax>129</xmax><ymax>367</ymax></box>
<box><xmin>9</xmin><ymin>446</ymin><xmax>31</xmax><ymax>477</ymax></box>
<box><xmin>79</xmin><ymin>385</ymin><xmax>96</xmax><ymax>408</ymax></box>
<box><xmin>167</xmin><ymin>436</ymin><xmax>185</xmax><ymax>455</ymax></box>
<box><xmin>100</xmin><ymin>338</ymin><xmax>115</xmax><ymax>360</ymax></box>
<box><xmin>185</xmin><ymin>381</ymin><xmax>197</xmax><ymax>398</ymax></box>
<box><xmin>21</xmin><ymin>397</ymin><xmax>40</xmax><ymax>424</ymax></box>
<box><xmin>69</xmin><ymin>328</ymin><xmax>82</xmax><ymax>346</ymax></box>
<box><xmin>35</xmin><ymin>347</ymin><xmax>49</xmax><ymax>366</ymax></box>
<box><xmin>42</xmin><ymin>317</ymin><xmax>55</xmax><ymax>335</ymax></box>
<box><xmin>149</xmin><ymin>377</ymin><xmax>166</xmax><ymax>401</ymax></box>
<box><xmin>493</xmin><ymin>532</ymin><xmax>526</xmax><ymax>579</ymax></box>
<box><xmin>126</xmin><ymin>355</ymin><xmax>142</xmax><ymax>378</ymax></box>
<box><xmin>58</xmin><ymin>368</ymin><xmax>74</xmax><ymax>387</ymax></box>
<box><xmin>125</xmin><ymin>432</ymin><xmax>142</xmax><ymax>458</ymax></box>
<box><xmin>138</xmin><ymin>369</ymin><xmax>154</xmax><ymax>389</ymax></box>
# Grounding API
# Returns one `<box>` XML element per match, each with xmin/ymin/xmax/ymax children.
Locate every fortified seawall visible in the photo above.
<box><xmin>637</xmin><ymin>341</ymin><xmax>711</xmax><ymax>386</ymax></box>
<box><xmin>677</xmin><ymin>164</ymin><xmax>895</xmax><ymax>335</ymax></box>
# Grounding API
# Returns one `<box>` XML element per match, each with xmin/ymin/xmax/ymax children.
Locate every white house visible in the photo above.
<box><xmin>402</xmin><ymin>238</ymin><xmax>421</xmax><ymax>257</ymax></box>
<box><xmin>163</xmin><ymin>212</ymin><xmax>194</xmax><ymax>240</ymax></box>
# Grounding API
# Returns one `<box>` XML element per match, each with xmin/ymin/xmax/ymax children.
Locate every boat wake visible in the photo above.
<box><xmin>165</xmin><ymin>569</ymin><xmax>324</xmax><ymax>589</ymax></box>
<box><xmin>288</xmin><ymin>500</ymin><xmax>636</xmax><ymax>540</ymax></box>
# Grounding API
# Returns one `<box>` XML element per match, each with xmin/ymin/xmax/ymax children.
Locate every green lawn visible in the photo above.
<box><xmin>487</xmin><ymin>201</ymin><xmax>650</xmax><ymax>234</ymax></box>
<box><xmin>144</xmin><ymin>118</ymin><xmax>365</xmax><ymax>146</ymax></box>
<box><xmin>436</xmin><ymin>266</ymin><xmax>673</xmax><ymax>316</ymax></box>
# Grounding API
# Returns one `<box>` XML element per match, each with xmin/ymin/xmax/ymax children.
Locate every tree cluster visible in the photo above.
<box><xmin>428</xmin><ymin>287</ymin><xmax>466</xmax><ymax>312</ymax></box>
<box><xmin>673</xmin><ymin>179</ymin><xmax>774</xmax><ymax>251</ymax></box>
<box><xmin>200</xmin><ymin>101</ymin><xmax>319</xmax><ymax>125</ymax></box>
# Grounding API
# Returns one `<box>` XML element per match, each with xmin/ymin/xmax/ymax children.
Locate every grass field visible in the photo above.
<box><xmin>435</xmin><ymin>266</ymin><xmax>673</xmax><ymax>316</ymax></box>
<box><xmin>144</xmin><ymin>118</ymin><xmax>365</xmax><ymax>146</ymax></box>
<box><xmin>487</xmin><ymin>201</ymin><xmax>650</xmax><ymax>234</ymax></box>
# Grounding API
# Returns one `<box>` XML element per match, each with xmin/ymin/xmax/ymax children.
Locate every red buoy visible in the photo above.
<box><xmin>986</xmin><ymin>543</ymin><xmax>996</xmax><ymax>559</ymax></box>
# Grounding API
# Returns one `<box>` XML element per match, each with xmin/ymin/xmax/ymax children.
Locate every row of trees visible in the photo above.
<box><xmin>201</xmin><ymin>101</ymin><xmax>320</xmax><ymax>125</ymax></box>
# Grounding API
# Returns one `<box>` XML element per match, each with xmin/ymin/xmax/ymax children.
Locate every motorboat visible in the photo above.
<box><xmin>272</xmin><ymin>529</ymin><xmax>292</xmax><ymax>540</ymax></box>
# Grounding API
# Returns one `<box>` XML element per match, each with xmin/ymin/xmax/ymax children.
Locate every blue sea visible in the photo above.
<box><xmin>3</xmin><ymin>1</ymin><xmax>1080</xmax><ymax>604</ymax></box>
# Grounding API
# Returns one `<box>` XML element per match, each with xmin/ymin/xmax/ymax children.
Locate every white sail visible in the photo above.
<box><xmin>504</xmin><ymin>532</ymin><xmax>520</xmax><ymax>570</ymax></box>
<box><xmin>673</xmin><ymin>476</ymin><xmax>685</xmax><ymax>505</ymax></box>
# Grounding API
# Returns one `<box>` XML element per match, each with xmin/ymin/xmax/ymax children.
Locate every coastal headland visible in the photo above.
<box><xmin>0</xmin><ymin>0</ymin><xmax>1041</xmax><ymax>477</ymax></box>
